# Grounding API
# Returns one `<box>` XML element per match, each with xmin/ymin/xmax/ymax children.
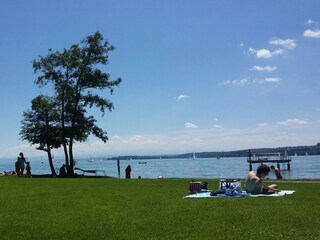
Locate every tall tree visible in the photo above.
<box><xmin>32</xmin><ymin>32</ymin><xmax>121</xmax><ymax>175</ymax></box>
<box><xmin>20</xmin><ymin>95</ymin><xmax>61</xmax><ymax>175</ymax></box>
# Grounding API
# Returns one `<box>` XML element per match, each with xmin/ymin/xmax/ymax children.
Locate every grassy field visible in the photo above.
<box><xmin>0</xmin><ymin>177</ymin><xmax>319</xmax><ymax>240</ymax></box>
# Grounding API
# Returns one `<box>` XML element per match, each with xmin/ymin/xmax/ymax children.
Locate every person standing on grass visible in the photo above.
<box><xmin>244</xmin><ymin>164</ymin><xmax>280</xmax><ymax>195</ymax></box>
<box><xmin>270</xmin><ymin>165</ymin><xmax>283</xmax><ymax>180</ymax></box>
<box><xmin>25</xmin><ymin>162</ymin><xmax>31</xmax><ymax>178</ymax></box>
<box><xmin>125</xmin><ymin>165</ymin><xmax>131</xmax><ymax>179</ymax></box>
<box><xmin>16</xmin><ymin>152</ymin><xmax>27</xmax><ymax>177</ymax></box>
<box><xmin>15</xmin><ymin>159</ymin><xmax>19</xmax><ymax>174</ymax></box>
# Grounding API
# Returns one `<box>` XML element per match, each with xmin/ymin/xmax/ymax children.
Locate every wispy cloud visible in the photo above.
<box><xmin>112</xmin><ymin>135</ymin><xmax>120</xmax><ymax>139</ymax></box>
<box><xmin>224</xmin><ymin>77</ymin><xmax>280</xmax><ymax>86</ymax></box>
<box><xmin>256</xmin><ymin>122</ymin><xmax>269</xmax><ymax>128</ymax></box>
<box><xmin>223</xmin><ymin>78</ymin><xmax>251</xmax><ymax>86</ymax></box>
<box><xmin>248</xmin><ymin>37</ymin><xmax>296</xmax><ymax>59</ymax></box>
<box><xmin>213</xmin><ymin>124</ymin><xmax>224</xmax><ymax>129</ymax></box>
<box><xmin>303</xmin><ymin>29</ymin><xmax>320</xmax><ymax>38</ymax></box>
<box><xmin>185</xmin><ymin>122</ymin><xmax>198</xmax><ymax>129</ymax></box>
<box><xmin>277</xmin><ymin>118</ymin><xmax>308</xmax><ymax>126</ymax></box>
<box><xmin>260</xmin><ymin>77</ymin><xmax>281</xmax><ymax>83</ymax></box>
<box><xmin>250</xmin><ymin>65</ymin><xmax>277</xmax><ymax>72</ymax></box>
<box><xmin>248</xmin><ymin>48</ymin><xmax>284</xmax><ymax>58</ymax></box>
<box><xmin>124</xmin><ymin>135</ymin><xmax>158</xmax><ymax>144</ymax></box>
<box><xmin>4</xmin><ymin>118</ymin><xmax>318</xmax><ymax>158</ymax></box>
<box><xmin>306</xmin><ymin>19</ymin><xmax>319</xmax><ymax>25</ymax></box>
<box><xmin>269</xmin><ymin>38</ymin><xmax>297</xmax><ymax>49</ymax></box>
<box><xmin>177</xmin><ymin>94</ymin><xmax>189</xmax><ymax>100</ymax></box>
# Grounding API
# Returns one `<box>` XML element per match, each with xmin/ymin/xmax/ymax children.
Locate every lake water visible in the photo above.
<box><xmin>1</xmin><ymin>155</ymin><xmax>319</xmax><ymax>179</ymax></box>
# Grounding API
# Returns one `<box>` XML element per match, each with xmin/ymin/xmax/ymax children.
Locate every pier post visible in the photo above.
<box><xmin>287</xmin><ymin>163</ymin><xmax>290</xmax><ymax>170</ymax></box>
<box><xmin>117</xmin><ymin>159</ymin><xmax>120</xmax><ymax>178</ymax></box>
<box><xmin>277</xmin><ymin>162</ymin><xmax>280</xmax><ymax>169</ymax></box>
<box><xmin>249</xmin><ymin>163</ymin><xmax>252</xmax><ymax>171</ymax></box>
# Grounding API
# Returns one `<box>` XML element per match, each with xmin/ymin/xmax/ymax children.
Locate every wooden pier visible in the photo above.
<box><xmin>247</xmin><ymin>150</ymin><xmax>291</xmax><ymax>171</ymax></box>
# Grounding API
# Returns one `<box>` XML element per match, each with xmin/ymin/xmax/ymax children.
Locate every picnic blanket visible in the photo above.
<box><xmin>183</xmin><ymin>190</ymin><xmax>295</xmax><ymax>198</ymax></box>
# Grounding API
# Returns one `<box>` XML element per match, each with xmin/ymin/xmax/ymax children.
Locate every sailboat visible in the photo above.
<box><xmin>193</xmin><ymin>152</ymin><xmax>196</xmax><ymax>160</ymax></box>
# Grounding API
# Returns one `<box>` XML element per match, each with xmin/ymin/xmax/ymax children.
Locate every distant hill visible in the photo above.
<box><xmin>108</xmin><ymin>143</ymin><xmax>320</xmax><ymax>160</ymax></box>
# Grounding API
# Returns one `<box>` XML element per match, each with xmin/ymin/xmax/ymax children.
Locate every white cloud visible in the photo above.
<box><xmin>277</xmin><ymin>119</ymin><xmax>308</xmax><ymax>126</ymax></box>
<box><xmin>303</xmin><ymin>29</ymin><xmax>320</xmax><ymax>38</ymax></box>
<box><xmin>112</xmin><ymin>135</ymin><xmax>120</xmax><ymax>139</ymax></box>
<box><xmin>2</xmin><ymin>119</ymin><xmax>319</xmax><ymax>158</ymax></box>
<box><xmin>213</xmin><ymin>124</ymin><xmax>224</xmax><ymax>129</ymax></box>
<box><xmin>260</xmin><ymin>77</ymin><xmax>281</xmax><ymax>83</ymax></box>
<box><xmin>269</xmin><ymin>38</ymin><xmax>297</xmax><ymax>49</ymax></box>
<box><xmin>79</xmin><ymin>120</ymin><xmax>318</xmax><ymax>155</ymax></box>
<box><xmin>224</xmin><ymin>78</ymin><xmax>251</xmax><ymax>86</ymax></box>
<box><xmin>0</xmin><ymin>143</ymin><xmax>42</xmax><ymax>158</ymax></box>
<box><xmin>224</xmin><ymin>77</ymin><xmax>281</xmax><ymax>86</ymax></box>
<box><xmin>249</xmin><ymin>48</ymin><xmax>284</xmax><ymax>58</ymax></box>
<box><xmin>177</xmin><ymin>94</ymin><xmax>189</xmax><ymax>100</ymax></box>
<box><xmin>185</xmin><ymin>122</ymin><xmax>198</xmax><ymax>129</ymax></box>
<box><xmin>127</xmin><ymin>135</ymin><xmax>146</xmax><ymax>143</ymax></box>
<box><xmin>250</xmin><ymin>65</ymin><xmax>277</xmax><ymax>72</ymax></box>
<box><xmin>256</xmin><ymin>122</ymin><xmax>269</xmax><ymax>128</ymax></box>
<box><xmin>306</xmin><ymin>19</ymin><xmax>318</xmax><ymax>25</ymax></box>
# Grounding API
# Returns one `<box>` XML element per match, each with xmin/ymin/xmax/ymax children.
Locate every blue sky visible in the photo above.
<box><xmin>1</xmin><ymin>0</ymin><xmax>320</xmax><ymax>158</ymax></box>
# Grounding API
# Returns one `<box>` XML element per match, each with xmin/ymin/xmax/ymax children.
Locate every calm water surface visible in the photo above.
<box><xmin>1</xmin><ymin>155</ymin><xmax>319</xmax><ymax>179</ymax></box>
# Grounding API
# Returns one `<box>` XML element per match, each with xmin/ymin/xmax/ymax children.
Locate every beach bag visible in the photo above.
<box><xmin>219</xmin><ymin>179</ymin><xmax>241</xmax><ymax>191</ymax></box>
<box><xmin>189</xmin><ymin>182</ymin><xmax>202</xmax><ymax>193</ymax></box>
<box><xmin>189</xmin><ymin>181</ymin><xmax>208</xmax><ymax>193</ymax></box>
<box><xmin>219</xmin><ymin>179</ymin><xmax>242</xmax><ymax>196</ymax></box>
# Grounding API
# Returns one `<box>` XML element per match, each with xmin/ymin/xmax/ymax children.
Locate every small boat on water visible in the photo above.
<box><xmin>139</xmin><ymin>162</ymin><xmax>147</xmax><ymax>164</ymax></box>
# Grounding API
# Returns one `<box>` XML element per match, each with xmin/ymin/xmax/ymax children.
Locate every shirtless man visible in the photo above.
<box><xmin>245</xmin><ymin>165</ymin><xmax>280</xmax><ymax>195</ymax></box>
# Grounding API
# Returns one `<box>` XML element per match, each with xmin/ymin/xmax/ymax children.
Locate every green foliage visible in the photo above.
<box><xmin>0</xmin><ymin>178</ymin><xmax>319</xmax><ymax>239</ymax></box>
<box><xmin>20</xmin><ymin>95</ymin><xmax>61</xmax><ymax>150</ymax></box>
<box><xmin>20</xmin><ymin>95</ymin><xmax>61</xmax><ymax>174</ymax></box>
<box><xmin>26</xmin><ymin>32</ymin><xmax>122</xmax><ymax>173</ymax></box>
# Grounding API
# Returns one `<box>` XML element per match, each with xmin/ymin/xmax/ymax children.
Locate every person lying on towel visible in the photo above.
<box><xmin>245</xmin><ymin>165</ymin><xmax>280</xmax><ymax>195</ymax></box>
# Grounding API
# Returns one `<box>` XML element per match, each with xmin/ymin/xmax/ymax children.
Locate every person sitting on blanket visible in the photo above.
<box><xmin>245</xmin><ymin>165</ymin><xmax>280</xmax><ymax>195</ymax></box>
<box><xmin>59</xmin><ymin>164</ymin><xmax>67</xmax><ymax>176</ymax></box>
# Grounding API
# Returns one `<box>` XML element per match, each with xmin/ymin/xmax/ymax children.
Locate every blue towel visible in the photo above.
<box><xmin>183</xmin><ymin>190</ymin><xmax>295</xmax><ymax>198</ymax></box>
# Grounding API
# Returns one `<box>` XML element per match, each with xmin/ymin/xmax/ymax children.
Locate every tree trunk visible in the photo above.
<box><xmin>60</xmin><ymin>88</ymin><xmax>69</xmax><ymax>168</ymax></box>
<box><xmin>47</xmin><ymin>145</ymin><xmax>56</xmax><ymax>175</ymax></box>
<box><xmin>68</xmin><ymin>138</ymin><xmax>74</xmax><ymax>175</ymax></box>
<box><xmin>45</xmin><ymin>115</ymin><xmax>56</xmax><ymax>176</ymax></box>
<box><xmin>67</xmin><ymin>83</ymin><xmax>81</xmax><ymax>176</ymax></box>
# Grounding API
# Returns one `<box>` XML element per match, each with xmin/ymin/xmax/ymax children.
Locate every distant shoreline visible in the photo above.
<box><xmin>108</xmin><ymin>143</ymin><xmax>320</xmax><ymax>160</ymax></box>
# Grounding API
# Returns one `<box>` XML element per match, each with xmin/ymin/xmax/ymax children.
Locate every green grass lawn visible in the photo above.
<box><xmin>0</xmin><ymin>177</ymin><xmax>319</xmax><ymax>240</ymax></box>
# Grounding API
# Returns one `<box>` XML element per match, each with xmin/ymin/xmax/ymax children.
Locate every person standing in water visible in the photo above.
<box><xmin>270</xmin><ymin>165</ymin><xmax>283</xmax><ymax>180</ymax></box>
